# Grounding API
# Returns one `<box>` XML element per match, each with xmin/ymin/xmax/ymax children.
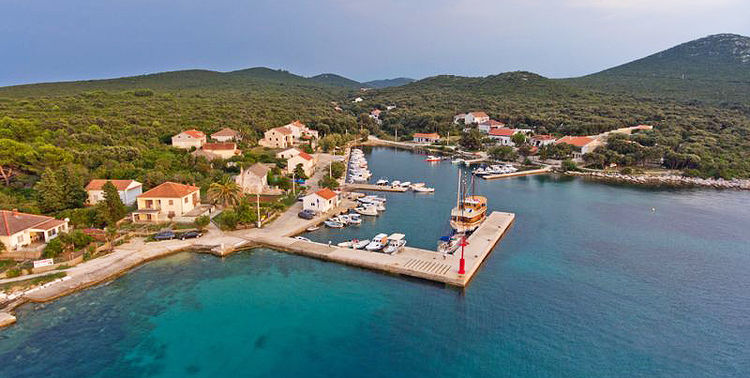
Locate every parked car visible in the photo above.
<box><xmin>298</xmin><ymin>210</ymin><xmax>315</xmax><ymax>220</ymax></box>
<box><xmin>178</xmin><ymin>231</ymin><xmax>203</xmax><ymax>240</ymax></box>
<box><xmin>153</xmin><ymin>231</ymin><xmax>176</xmax><ymax>241</ymax></box>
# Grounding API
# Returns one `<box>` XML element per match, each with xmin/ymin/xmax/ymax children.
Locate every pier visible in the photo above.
<box><xmin>344</xmin><ymin>183</ymin><xmax>408</xmax><ymax>192</ymax></box>
<box><xmin>481</xmin><ymin>167</ymin><xmax>552</xmax><ymax>180</ymax></box>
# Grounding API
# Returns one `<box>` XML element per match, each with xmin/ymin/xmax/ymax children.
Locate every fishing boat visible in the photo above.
<box><xmin>383</xmin><ymin>233</ymin><xmax>407</xmax><ymax>254</ymax></box>
<box><xmin>425</xmin><ymin>155</ymin><xmax>441</xmax><ymax>162</ymax></box>
<box><xmin>354</xmin><ymin>205</ymin><xmax>379</xmax><ymax>216</ymax></box>
<box><xmin>324</xmin><ymin>220</ymin><xmax>345</xmax><ymax>228</ymax></box>
<box><xmin>365</xmin><ymin>233</ymin><xmax>389</xmax><ymax>251</ymax></box>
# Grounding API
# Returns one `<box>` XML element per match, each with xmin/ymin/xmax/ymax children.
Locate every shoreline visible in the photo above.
<box><xmin>566</xmin><ymin>171</ymin><xmax>750</xmax><ymax>190</ymax></box>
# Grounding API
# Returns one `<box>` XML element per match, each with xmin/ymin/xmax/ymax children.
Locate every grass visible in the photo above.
<box><xmin>0</xmin><ymin>272</ymin><xmax>67</xmax><ymax>293</ymax></box>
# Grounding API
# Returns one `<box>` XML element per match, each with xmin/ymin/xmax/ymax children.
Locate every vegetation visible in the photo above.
<box><xmin>43</xmin><ymin>230</ymin><xmax>94</xmax><ymax>258</ymax></box>
<box><xmin>0</xmin><ymin>272</ymin><xmax>66</xmax><ymax>293</ymax></box>
<box><xmin>98</xmin><ymin>181</ymin><xmax>128</xmax><ymax>226</ymax></box>
<box><xmin>194</xmin><ymin>215</ymin><xmax>210</xmax><ymax>231</ymax></box>
<box><xmin>488</xmin><ymin>146</ymin><xmax>518</xmax><ymax>161</ymax></box>
<box><xmin>208</xmin><ymin>177</ymin><xmax>243</xmax><ymax>207</ymax></box>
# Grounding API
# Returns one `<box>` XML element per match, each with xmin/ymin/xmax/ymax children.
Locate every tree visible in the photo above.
<box><xmin>98</xmin><ymin>181</ymin><xmax>128</xmax><ymax>226</ymax></box>
<box><xmin>106</xmin><ymin>226</ymin><xmax>118</xmax><ymax>252</ymax></box>
<box><xmin>35</xmin><ymin>168</ymin><xmax>66</xmax><ymax>213</ymax></box>
<box><xmin>329</xmin><ymin>162</ymin><xmax>345</xmax><ymax>179</ymax></box>
<box><xmin>459</xmin><ymin>129</ymin><xmax>484</xmax><ymax>151</ymax></box>
<box><xmin>511</xmin><ymin>133</ymin><xmax>526</xmax><ymax>146</ymax></box>
<box><xmin>43</xmin><ymin>238</ymin><xmax>64</xmax><ymax>258</ymax></box>
<box><xmin>293</xmin><ymin>163</ymin><xmax>308</xmax><ymax>179</ymax></box>
<box><xmin>562</xmin><ymin>159</ymin><xmax>580</xmax><ymax>171</ymax></box>
<box><xmin>208</xmin><ymin>176</ymin><xmax>242</xmax><ymax>207</ymax></box>
<box><xmin>489</xmin><ymin>146</ymin><xmax>518</xmax><ymax>161</ymax></box>
<box><xmin>194</xmin><ymin>215</ymin><xmax>210</xmax><ymax>231</ymax></box>
<box><xmin>319</xmin><ymin>175</ymin><xmax>339</xmax><ymax>190</ymax></box>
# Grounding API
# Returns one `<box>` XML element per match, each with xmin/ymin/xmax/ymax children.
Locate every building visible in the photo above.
<box><xmin>259</xmin><ymin>127</ymin><xmax>294</xmax><ymax>149</ymax></box>
<box><xmin>132</xmin><ymin>182</ymin><xmax>201</xmax><ymax>223</ymax></box>
<box><xmin>302</xmin><ymin>188</ymin><xmax>340</xmax><ymax>213</ymax></box>
<box><xmin>413</xmin><ymin>133</ymin><xmax>441</xmax><ymax>144</ymax></box>
<box><xmin>211</xmin><ymin>128</ymin><xmax>241</xmax><ymax>142</ymax></box>
<box><xmin>286</xmin><ymin>152</ymin><xmax>316</xmax><ymax>177</ymax></box>
<box><xmin>236</xmin><ymin>163</ymin><xmax>271</xmax><ymax>194</ymax></box>
<box><xmin>555</xmin><ymin>136</ymin><xmax>603</xmax><ymax>158</ymax></box>
<box><xmin>370</xmin><ymin>109</ymin><xmax>381</xmax><ymax>119</ymax></box>
<box><xmin>353</xmin><ymin>97</ymin><xmax>363</xmax><ymax>103</ymax></box>
<box><xmin>478</xmin><ymin>120</ymin><xmax>506</xmax><ymax>133</ymax></box>
<box><xmin>0</xmin><ymin>210</ymin><xmax>69</xmax><ymax>252</ymax></box>
<box><xmin>171</xmin><ymin>130</ymin><xmax>206</xmax><ymax>150</ymax></box>
<box><xmin>386</xmin><ymin>105</ymin><xmax>397</xmax><ymax>110</ymax></box>
<box><xmin>465</xmin><ymin>112</ymin><xmax>490</xmax><ymax>125</ymax></box>
<box><xmin>530</xmin><ymin>135</ymin><xmax>557</xmax><ymax>148</ymax></box>
<box><xmin>193</xmin><ymin>143</ymin><xmax>241</xmax><ymax>160</ymax></box>
<box><xmin>276</xmin><ymin>148</ymin><xmax>302</xmax><ymax>160</ymax></box>
<box><xmin>488</xmin><ymin>128</ymin><xmax>518</xmax><ymax>146</ymax></box>
<box><xmin>85</xmin><ymin>179</ymin><xmax>143</xmax><ymax>206</ymax></box>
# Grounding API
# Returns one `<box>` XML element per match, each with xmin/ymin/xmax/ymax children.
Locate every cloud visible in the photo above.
<box><xmin>566</xmin><ymin>0</ymin><xmax>739</xmax><ymax>11</ymax></box>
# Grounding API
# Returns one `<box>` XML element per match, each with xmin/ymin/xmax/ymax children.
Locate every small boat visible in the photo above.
<box><xmin>347</xmin><ymin>213</ymin><xmax>362</xmax><ymax>225</ymax></box>
<box><xmin>425</xmin><ymin>155</ymin><xmax>441</xmax><ymax>162</ymax></box>
<box><xmin>354</xmin><ymin>205</ymin><xmax>379</xmax><ymax>216</ymax></box>
<box><xmin>438</xmin><ymin>233</ymin><xmax>464</xmax><ymax>254</ymax></box>
<box><xmin>375</xmin><ymin>178</ymin><xmax>389</xmax><ymax>186</ymax></box>
<box><xmin>391</xmin><ymin>180</ymin><xmax>401</xmax><ymax>187</ymax></box>
<box><xmin>337</xmin><ymin>240</ymin><xmax>353</xmax><ymax>247</ymax></box>
<box><xmin>294</xmin><ymin>236</ymin><xmax>312</xmax><ymax>242</ymax></box>
<box><xmin>400</xmin><ymin>181</ymin><xmax>411</xmax><ymax>188</ymax></box>
<box><xmin>353</xmin><ymin>239</ymin><xmax>370</xmax><ymax>249</ymax></box>
<box><xmin>413</xmin><ymin>186</ymin><xmax>435</xmax><ymax>193</ymax></box>
<box><xmin>337</xmin><ymin>214</ymin><xmax>351</xmax><ymax>224</ymax></box>
<box><xmin>451</xmin><ymin>158</ymin><xmax>464</xmax><ymax>165</ymax></box>
<box><xmin>306</xmin><ymin>226</ymin><xmax>320</xmax><ymax>232</ymax></box>
<box><xmin>365</xmin><ymin>233</ymin><xmax>389</xmax><ymax>251</ymax></box>
<box><xmin>324</xmin><ymin>220</ymin><xmax>345</xmax><ymax>228</ymax></box>
<box><xmin>383</xmin><ymin>233</ymin><xmax>407</xmax><ymax>254</ymax></box>
<box><xmin>410</xmin><ymin>182</ymin><xmax>425</xmax><ymax>188</ymax></box>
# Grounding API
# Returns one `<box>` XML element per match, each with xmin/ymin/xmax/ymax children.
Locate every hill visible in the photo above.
<box><xmin>363</xmin><ymin>77</ymin><xmax>415</xmax><ymax>88</ymax></box>
<box><xmin>308</xmin><ymin>73</ymin><xmax>363</xmax><ymax>88</ymax></box>
<box><xmin>566</xmin><ymin>33</ymin><xmax>750</xmax><ymax>105</ymax></box>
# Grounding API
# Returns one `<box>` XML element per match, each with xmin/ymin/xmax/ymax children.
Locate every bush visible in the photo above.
<box><xmin>319</xmin><ymin>176</ymin><xmax>339</xmax><ymax>190</ymax></box>
<box><xmin>217</xmin><ymin>210</ymin><xmax>239</xmax><ymax>230</ymax></box>
<box><xmin>620</xmin><ymin>167</ymin><xmax>633</xmax><ymax>175</ymax></box>
<box><xmin>43</xmin><ymin>238</ymin><xmax>64</xmax><ymax>258</ymax></box>
<box><xmin>194</xmin><ymin>215</ymin><xmax>210</xmax><ymax>230</ymax></box>
<box><xmin>5</xmin><ymin>268</ymin><xmax>21</xmax><ymax>278</ymax></box>
<box><xmin>561</xmin><ymin>159</ymin><xmax>580</xmax><ymax>172</ymax></box>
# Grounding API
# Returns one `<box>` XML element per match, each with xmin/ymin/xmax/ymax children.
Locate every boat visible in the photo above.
<box><xmin>306</xmin><ymin>226</ymin><xmax>320</xmax><ymax>232</ymax></box>
<box><xmin>365</xmin><ymin>233</ymin><xmax>389</xmax><ymax>251</ymax></box>
<box><xmin>337</xmin><ymin>214</ymin><xmax>351</xmax><ymax>224</ymax></box>
<box><xmin>437</xmin><ymin>233</ymin><xmax>464</xmax><ymax>254</ymax></box>
<box><xmin>383</xmin><ymin>233</ymin><xmax>407</xmax><ymax>254</ymax></box>
<box><xmin>375</xmin><ymin>178</ymin><xmax>389</xmax><ymax>186</ymax></box>
<box><xmin>391</xmin><ymin>180</ymin><xmax>401</xmax><ymax>187</ymax></box>
<box><xmin>354</xmin><ymin>205</ymin><xmax>379</xmax><ymax>216</ymax></box>
<box><xmin>425</xmin><ymin>155</ymin><xmax>441</xmax><ymax>162</ymax></box>
<box><xmin>410</xmin><ymin>182</ymin><xmax>425</xmax><ymax>188</ymax></box>
<box><xmin>324</xmin><ymin>220</ymin><xmax>345</xmax><ymax>228</ymax></box>
<box><xmin>294</xmin><ymin>236</ymin><xmax>312</xmax><ymax>242</ymax></box>
<box><xmin>400</xmin><ymin>181</ymin><xmax>411</xmax><ymax>187</ymax></box>
<box><xmin>413</xmin><ymin>185</ymin><xmax>435</xmax><ymax>193</ymax></box>
<box><xmin>451</xmin><ymin>158</ymin><xmax>464</xmax><ymax>165</ymax></box>
<box><xmin>449</xmin><ymin>169</ymin><xmax>488</xmax><ymax>233</ymax></box>
<box><xmin>353</xmin><ymin>239</ymin><xmax>370</xmax><ymax>249</ymax></box>
<box><xmin>337</xmin><ymin>240</ymin><xmax>353</xmax><ymax>247</ymax></box>
<box><xmin>346</xmin><ymin>213</ymin><xmax>362</xmax><ymax>225</ymax></box>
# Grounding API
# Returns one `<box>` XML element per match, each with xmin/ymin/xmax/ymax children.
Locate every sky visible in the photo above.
<box><xmin>1</xmin><ymin>0</ymin><xmax>749</xmax><ymax>86</ymax></box>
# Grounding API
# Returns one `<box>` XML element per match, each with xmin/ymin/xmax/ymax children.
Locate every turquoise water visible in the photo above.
<box><xmin>1</xmin><ymin>147</ymin><xmax>749</xmax><ymax>377</ymax></box>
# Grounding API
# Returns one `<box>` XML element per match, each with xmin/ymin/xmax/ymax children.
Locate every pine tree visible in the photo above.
<box><xmin>58</xmin><ymin>165</ymin><xmax>87</xmax><ymax>209</ymax></box>
<box><xmin>35</xmin><ymin>168</ymin><xmax>66</xmax><ymax>213</ymax></box>
<box><xmin>98</xmin><ymin>181</ymin><xmax>127</xmax><ymax>226</ymax></box>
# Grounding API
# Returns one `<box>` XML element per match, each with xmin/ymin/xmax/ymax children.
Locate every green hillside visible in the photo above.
<box><xmin>566</xmin><ymin>34</ymin><xmax>750</xmax><ymax>105</ymax></box>
<box><xmin>308</xmin><ymin>73</ymin><xmax>363</xmax><ymax>88</ymax></box>
<box><xmin>363</xmin><ymin>77</ymin><xmax>415</xmax><ymax>88</ymax></box>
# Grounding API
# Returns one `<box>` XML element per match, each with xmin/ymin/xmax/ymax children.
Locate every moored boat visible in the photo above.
<box><xmin>354</xmin><ymin>205</ymin><xmax>379</xmax><ymax>216</ymax></box>
<box><xmin>383</xmin><ymin>233</ymin><xmax>407</xmax><ymax>254</ymax></box>
<box><xmin>425</xmin><ymin>155</ymin><xmax>441</xmax><ymax>162</ymax></box>
<box><xmin>365</xmin><ymin>233</ymin><xmax>389</xmax><ymax>251</ymax></box>
<box><xmin>324</xmin><ymin>220</ymin><xmax>345</xmax><ymax>228</ymax></box>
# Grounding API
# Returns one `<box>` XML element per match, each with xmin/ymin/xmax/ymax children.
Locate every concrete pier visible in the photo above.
<box><xmin>344</xmin><ymin>184</ymin><xmax>408</xmax><ymax>192</ymax></box>
<box><xmin>481</xmin><ymin>167</ymin><xmax>551</xmax><ymax>180</ymax></box>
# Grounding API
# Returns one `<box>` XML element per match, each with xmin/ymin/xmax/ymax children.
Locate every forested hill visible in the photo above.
<box><xmin>566</xmin><ymin>33</ymin><xmax>750</xmax><ymax>105</ymax></box>
<box><xmin>308</xmin><ymin>73</ymin><xmax>363</xmax><ymax>88</ymax></box>
<box><xmin>363</xmin><ymin>78</ymin><xmax>415</xmax><ymax>88</ymax></box>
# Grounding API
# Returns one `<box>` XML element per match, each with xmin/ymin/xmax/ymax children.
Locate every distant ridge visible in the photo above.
<box><xmin>364</xmin><ymin>77</ymin><xmax>415</xmax><ymax>88</ymax></box>
<box><xmin>308</xmin><ymin>73</ymin><xmax>363</xmax><ymax>88</ymax></box>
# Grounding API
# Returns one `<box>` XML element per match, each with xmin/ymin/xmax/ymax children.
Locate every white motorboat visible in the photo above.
<box><xmin>413</xmin><ymin>185</ymin><xmax>435</xmax><ymax>193</ymax></box>
<box><xmin>400</xmin><ymin>181</ymin><xmax>411</xmax><ymax>187</ymax></box>
<box><xmin>306</xmin><ymin>226</ymin><xmax>320</xmax><ymax>232</ymax></box>
<box><xmin>391</xmin><ymin>180</ymin><xmax>401</xmax><ymax>187</ymax></box>
<box><xmin>425</xmin><ymin>155</ymin><xmax>441</xmax><ymax>162</ymax></box>
<box><xmin>337</xmin><ymin>240</ymin><xmax>353</xmax><ymax>247</ymax></box>
<box><xmin>383</xmin><ymin>233</ymin><xmax>406</xmax><ymax>254</ymax></box>
<box><xmin>376</xmin><ymin>178</ymin><xmax>389</xmax><ymax>186</ymax></box>
<box><xmin>451</xmin><ymin>158</ymin><xmax>464</xmax><ymax>165</ymax></box>
<box><xmin>353</xmin><ymin>239</ymin><xmax>370</xmax><ymax>249</ymax></box>
<box><xmin>410</xmin><ymin>182</ymin><xmax>425</xmax><ymax>188</ymax></box>
<box><xmin>324</xmin><ymin>220</ymin><xmax>345</xmax><ymax>228</ymax></box>
<box><xmin>347</xmin><ymin>213</ymin><xmax>362</xmax><ymax>225</ymax></box>
<box><xmin>437</xmin><ymin>233</ymin><xmax>464</xmax><ymax>254</ymax></box>
<box><xmin>365</xmin><ymin>233</ymin><xmax>389</xmax><ymax>251</ymax></box>
<box><xmin>354</xmin><ymin>205</ymin><xmax>379</xmax><ymax>216</ymax></box>
<box><xmin>473</xmin><ymin>167</ymin><xmax>487</xmax><ymax>175</ymax></box>
<box><xmin>337</xmin><ymin>215</ymin><xmax>350</xmax><ymax>224</ymax></box>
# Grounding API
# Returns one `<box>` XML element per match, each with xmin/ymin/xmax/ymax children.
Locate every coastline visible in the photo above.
<box><xmin>566</xmin><ymin>171</ymin><xmax>750</xmax><ymax>190</ymax></box>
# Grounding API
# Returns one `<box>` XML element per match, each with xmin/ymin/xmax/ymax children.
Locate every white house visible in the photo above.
<box><xmin>211</xmin><ymin>128</ymin><xmax>241</xmax><ymax>142</ymax></box>
<box><xmin>286</xmin><ymin>151</ymin><xmax>316</xmax><ymax>177</ymax></box>
<box><xmin>555</xmin><ymin>136</ymin><xmax>603</xmax><ymax>159</ymax></box>
<box><xmin>131</xmin><ymin>182</ymin><xmax>201</xmax><ymax>223</ymax></box>
<box><xmin>530</xmin><ymin>135</ymin><xmax>556</xmax><ymax>147</ymax></box>
<box><xmin>236</xmin><ymin>163</ymin><xmax>271</xmax><ymax>194</ymax></box>
<box><xmin>302</xmin><ymin>188</ymin><xmax>339</xmax><ymax>213</ymax></box>
<box><xmin>276</xmin><ymin>148</ymin><xmax>302</xmax><ymax>160</ymax></box>
<box><xmin>171</xmin><ymin>130</ymin><xmax>206</xmax><ymax>149</ymax></box>
<box><xmin>412</xmin><ymin>133</ymin><xmax>441</xmax><ymax>144</ymax></box>
<box><xmin>0</xmin><ymin>210</ymin><xmax>69</xmax><ymax>252</ymax></box>
<box><xmin>259</xmin><ymin>121</ymin><xmax>318</xmax><ymax>148</ymax></box>
<box><xmin>464</xmin><ymin>112</ymin><xmax>489</xmax><ymax>125</ymax></box>
<box><xmin>488</xmin><ymin>128</ymin><xmax>518</xmax><ymax>146</ymax></box>
<box><xmin>478</xmin><ymin>120</ymin><xmax>506</xmax><ymax>133</ymax></box>
<box><xmin>85</xmin><ymin>179</ymin><xmax>143</xmax><ymax>206</ymax></box>
<box><xmin>193</xmin><ymin>143</ymin><xmax>241</xmax><ymax>160</ymax></box>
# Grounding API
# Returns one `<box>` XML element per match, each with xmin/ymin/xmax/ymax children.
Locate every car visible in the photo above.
<box><xmin>153</xmin><ymin>231</ymin><xmax>176</xmax><ymax>241</ymax></box>
<box><xmin>298</xmin><ymin>210</ymin><xmax>315</xmax><ymax>220</ymax></box>
<box><xmin>179</xmin><ymin>231</ymin><xmax>203</xmax><ymax>240</ymax></box>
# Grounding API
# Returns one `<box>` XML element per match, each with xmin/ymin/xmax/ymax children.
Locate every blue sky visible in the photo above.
<box><xmin>1</xmin><ymin>0</ymin><xmax>749</xmax><ymax>86</ymax></box>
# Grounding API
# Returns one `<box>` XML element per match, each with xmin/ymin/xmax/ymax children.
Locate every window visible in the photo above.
<box><xmin>169</xmin><ymin>200</ymin><xmax>174</xmax><ymax>205</ymax></box>
<box><xmin>184</xmin><ymin>197</ymin><xmax>189</xmax><ymax>203</ymax></box>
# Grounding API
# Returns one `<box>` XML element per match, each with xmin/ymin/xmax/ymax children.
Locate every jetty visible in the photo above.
<box><xmin>344</xmin><ymin>183</ymin><xmax>408</xmax><ymax>192</ymax></box>
<box><xmin>482</xmin><ymin>167</ymin><xmax>552</xmax><ymax>180</ymax></box>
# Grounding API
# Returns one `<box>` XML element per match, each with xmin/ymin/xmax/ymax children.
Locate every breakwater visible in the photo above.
<box><xmin>567</xmin><ymin>171</ymin><xmax>750</xmax><ymax>190</ymax></box>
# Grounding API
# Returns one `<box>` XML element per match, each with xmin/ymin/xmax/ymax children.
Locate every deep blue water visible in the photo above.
<box><xmin>1</xmin><ymin>147</ymin><xmax>749</xmax><ymax>377</ymax></box>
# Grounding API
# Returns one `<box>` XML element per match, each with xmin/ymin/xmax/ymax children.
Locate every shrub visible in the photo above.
<box><xmin>620</xmin><ymin>167</ymin><xmax>633</xmax><ymax>175</ymax></box>
<box><xmin>6</xmin><ymin>268</ymin><xmax>21</xmax><ymax>278</ymax></box>
<box><xmin>194</xmin><ymin>215</ymin><xmax>210</xmax><ymax>230</ymax></box>
<box><xmin>43</xmin><ymin>238</ymin><xmax>64</xmax><ymax>258</ymax></box>
<box><xmin>561</xmin><ymin>159</ymin><xmax>580</xmax><ymax>172</ymax></box>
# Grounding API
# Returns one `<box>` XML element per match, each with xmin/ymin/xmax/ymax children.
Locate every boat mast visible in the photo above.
<box><xmin>455</xmin><ymin>167</ymin><xmax>462</xmax><ymax>211</ymax></box>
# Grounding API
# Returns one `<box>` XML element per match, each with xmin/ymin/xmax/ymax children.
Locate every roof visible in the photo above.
<box><xmin>413</xmin><ymin>133</ymin><xmax>440</xmax><ymax>139</ymax></box>
<box><xmin>556</xmin><ymin>136</ymin><xmax>595</xmax><ymax>147</ymax></box>
<box><xmin>371</xmin><ymin>109</ymin><xmax>381</xmax><ymax>115</ymax></box>
<box><xmin>180</xmin><ymin>129</ymin><xmax>205</xmax><ymax>139</ymax></box>
<box><xmin>139</xmin><ymin>182</ymin><xmax>200</xmax><ymax>198</ymax></box>
<box><xmin>0</xmin><ymin>210</ymin><xmax>64</xmax><ymax>236</ymax></box>
<box><xmin>202</xmin><ymin>143</ymin><xmax>236</xmax><ymax>151</ymax></box>
<box><xmin>470</xmin><ymin>111</ymin><xmax>488</xmax><ymax>118</ymax></box>
<box><xmin>246</xmin><ymin>163</ymin><xmax>270</xmax><ymax>177</ymax></box>
<box><xmin>531</xmin><ymin>134</ymin><xmax>556</xmax><ymax>141</ymax></box>
<box><xmin>315</xmin><ymin>188</ymin><xmax>337</xmax><ymax>200</ymax></box>
<box><xmin>488</xmin><ymin>128</ymin><xmax>516</xmax><ymax>137</ymax></box>
<box><xmin>86</xmin><ymin>179</ymin><xmax>140</xmax><ymax>191</ymax></box>
<box><xmin>480</xmin><ymin>120</ymin><xmax>505</xmax><ymax>127</ymax></box>
<box><xmin>297</xmin><ymin>152</ymin><xmax>314</xmax><ymax>161</ymax></box>
<box><xmin>270</xmin><ymin>127</ymin><xmax>293</xmax><ymax>135</ymax></box>
<box><xmin>211</xmin><ymin>127</ymin><xmax>239</xmax><ymax>137</ymax></box>
<box><xmin>289</xmin><ymin>120</ymin><xmax>306</xmax><ymax>128</ymax></box>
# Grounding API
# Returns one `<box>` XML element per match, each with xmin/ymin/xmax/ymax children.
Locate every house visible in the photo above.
<box><xmin>478</xmin><ymin>120</ymin><xmax>506</xmax><ymax>133</ymax></box>
<box><xmin>555</xmin><ymin>136</ymin><xmax>602</xmax><ymax>158</ymax></box>
<box><xmin>193</xmin><ymin>143</ymin><xmax>241</xmax><ymax>160</ymax></box>
<box><xmin>370</xmin><ymin>109</ymin><xmax>381</xmax><ymax>119</ymax></box>
<box><xmin>285</xmin><ymin>120</ymin><xmax>319</xmax><ymax>140</ymax></box>
<box><xmin>286</xmin><ymin>151</ymin><xmax>316</xmax><ymax>177</ymax></box>
<box><xmin>171</xmin><ymin>129</ymin><xmax>207</xmax><ymax>150</ymax></box>
<box><xmin>413</xmin><ymin>133</ymin><xmax>441</xmax><ymax>144</ymax></box>
<box><xmin>488</xmin><ymin>128</ymin><xmax>518</xmax><ymax>146</ymax></box>
<box><xmin>131</xmin><ymin>182</ymin><xmax>201</xmax><ymax>223</ymax></box>
<box><xmin>530</xmin><ymin>135</ymin><xmax>557</xmax><ymax>148</ymax></box>
<box><xmin>453</xmin><ymin>113</ymin><xmax>467</xmax><ymax>124</ymax></box>
<box><xmin>259</xmin><ymin>127</ymin><xmax>294</xmax><ymax>148</ymax></box>
<box><xmin>0</xmin><ymin>210</ymin><xmax>69</xmax><ymax>252</ymax></box>
<box><xmin>276</xmin><ymin>148</ymin><xmax>302</xmax><ymax>160</ymax></box>
<box><xmin>465</xmin><ymin>112</ymin><xmax>490</xmax><ymax>125</ymax></box>
<box><xmin>211</xmin><ymin>128</ymin><xmax>241</xmax><ymax>142</ymax></box>
<box><xmin>236</xmin><ymin>163</ymin><xmax>271</xmax><ymax>194</ymax></box>
<box><xmin>302</xmin><ymin>188</ymin><xmax>340</xmax><ymax>213</ymax></box>
<box><xmin>85</xmin><ymin>179</ymin><xmax>143</xmax><ymax>206</ymax></box>
<box><xmin>353</xmin><ymin>97</ymin><xmax>363</xmax><ymax>103</ymax></box>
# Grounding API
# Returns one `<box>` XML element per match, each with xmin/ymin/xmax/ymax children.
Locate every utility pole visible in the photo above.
<box><xmin>292</xmin><ymin>172</ymin><xmax>296</xmax><ymax>195</ymax></box>
<box><xmin>256</xmin><ymin>193</ymin><xmax>261</xmax><ymax>228</ymax></box>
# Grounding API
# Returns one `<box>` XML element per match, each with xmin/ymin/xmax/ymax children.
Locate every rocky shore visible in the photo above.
<box><xmin>567</xmin><ymin>171</ymin><xmax>750</xmax><ymax>190</ymax></box>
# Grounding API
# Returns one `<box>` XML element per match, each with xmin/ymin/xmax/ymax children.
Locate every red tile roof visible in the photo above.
<box><xmin>556</xmin><ymin>136</ymin><xmax>595</xmax><ymax>147</ymax></box>
<box><xmin>86</xmin><ymin>179</ymin><xmax>140</xmax><ymax>191</ymax></box>
<box><xmin>413</xmin><ymin>133</ymin><xmax>440</xmax><ymax>139</ymax></box>
<box><xmin>290</xmin><ymin>120</ymin><xmax>306</xmax><ymax>128</ymax></box>
<box><xmin>481</xmin><ymin>120</ymin><xmax>506</xmax><ymax>127</ymax></box>
<box><xmin>271</xmin><ymin>127</ymin><xmax>292</xmax><ymax>135</ymax></box>
<box><xmin>470</xmin><ymin>111</ymin><xmax>488</xmax><ymax>118</ymax></box>
<box><xmin>0</xmin><ymin>210</ymin><xmax>64</xmax><ymax>236</ymax></box>
<box><xmin>315</xmin><ymin>188</ymin><xmax>337</xmax><ymax>200</ymax></box>
<box><xmin>181</xmin><ymin>129</ymin><xmax>205</xmax><ymax>139</ymax></box>
<box><xmin>532</xmin><ymin>134</ymin><xmax>556</xmax><ymax>141</ymax></box>
<box><xmin>297</xmin><ymin>152</ymin><xmax>314</xmax><ymax>161</ymax></box>
<box><xmin>211</xmin><ymin>127</ymin><xmax>239</xmax><ymax>137</ymax></box>
<box><xmin>202</xmin><ymin>143</ymin><xmax>237</xmax><ymax>151</ymax></box>
<box><xmin>139</xmin><ymin>182</ymin><xmax>200</xmax><ymax>198</ymax></box>
<box><xmin>489</xmin><ymin>128</ymin><xmax>516</xmax><ymax>137</ymax></box>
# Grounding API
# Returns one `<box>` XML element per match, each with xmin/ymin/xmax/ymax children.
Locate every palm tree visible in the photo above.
<box><xmin>208</xmin><ymin>176</ymin><xmax>243</xmax><ymax>208</ymax></box>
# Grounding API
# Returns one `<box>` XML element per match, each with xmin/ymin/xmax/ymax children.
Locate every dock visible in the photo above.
<box><xmin>481</xmin><ymin>167</ymin><xmax>551</xmax><ymax>180</ymax></box>
<box><xmin>251</xmin><ymin>211</ymin><xmax>515</xmax><ymax>287</ymax></box>
<box><xmin>344</xmin><ymin>183</ymin><xmax>408</xmax><ymax>192</ymax></box>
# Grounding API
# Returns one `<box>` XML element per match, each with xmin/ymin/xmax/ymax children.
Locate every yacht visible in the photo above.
<box><xmin>346</xmin><ymin>213</ymin><xmax>362</xmax><ymax>225</ymax></box>
<box><xmin>450</xmin><ymin>195</ymin><xmax>488</xmax><ymax>233</ymax></box>
<box><xmin>365</xmin><ymin>233</ymin><xmax>389</xmax><ymax>251</ymax></box>
<box><xmin>383</xmin><ymin>233</ymin><xmax>407</xmax><ymax>254</ymax></box>
<box><xmin>324</xmin><ymin>219</ymin><xmax>345</xmax><ymax>228</ymax></box>
<box><xmin>354</xmin><ymin>205</ymin><xmax>379</xmax><ymax>216</ymax></box>
<box><xmin>413</xmin><ymin>185</ymin><xmax>435</xmax><ymax>193</ymax></box>
<box><xmin>376</xmin><ymin>178</ymin><xmax>389</xmax><ymax>186</ymax></box>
